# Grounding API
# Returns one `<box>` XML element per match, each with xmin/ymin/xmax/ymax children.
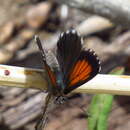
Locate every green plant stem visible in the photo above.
<box><xmin>87</xmin><ymin>67</ymin><xmax>125</xmax><ymax>130</ymax></box>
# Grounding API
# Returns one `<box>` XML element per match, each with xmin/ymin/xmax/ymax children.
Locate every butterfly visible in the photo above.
<box><xmin>35</xmin><ymin>29</ymin><xmax>101</xmax><ymax>130</ymax></box>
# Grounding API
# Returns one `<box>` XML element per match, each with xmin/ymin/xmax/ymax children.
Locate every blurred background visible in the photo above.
<box><xmin>0</xmin><ymin>0</ymin><xmax>130</xmax><ymax>130</ymax></box>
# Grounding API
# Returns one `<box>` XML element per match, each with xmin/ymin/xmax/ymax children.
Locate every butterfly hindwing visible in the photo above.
<box><xmin>63</xmin><ymin>50</ymin><xmax>101</xmax><ymax>94</ymax></box>
<box><xmin>35</xmin><ymin>36</ymin><xmax>57</xmax><ymax>89</ymax></box>
<box><xmin>44</xmin><ymin>63</ymin><xmax>57</xmax><ymax>87</ymax></box>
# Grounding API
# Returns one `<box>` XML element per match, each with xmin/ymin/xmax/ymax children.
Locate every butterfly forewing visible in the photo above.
<box><xmin>57</xmin><ymin>29</ymin><xmax>82</xmax><ymax>84</ymax></box>
<box><xmin>56</xmin><ymin>29</ymin><xmax>100</xmax><ymax>94</ymax></box>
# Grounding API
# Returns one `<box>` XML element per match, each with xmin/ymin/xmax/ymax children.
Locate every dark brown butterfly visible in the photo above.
<box><xmin>35</xmin><ymin>29</ymin><xmax>101</xmax><ymax>130</ymax></box>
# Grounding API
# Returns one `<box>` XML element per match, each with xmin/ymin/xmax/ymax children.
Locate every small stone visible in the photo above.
<box><xmin>26</xmin><ymin>2</ymin><xmax>52</xmax><ymax>29</ymax></box>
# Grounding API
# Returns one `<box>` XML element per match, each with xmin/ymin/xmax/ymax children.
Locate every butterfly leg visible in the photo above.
<box><xmin>35</xmin><ymin>93</ymin><xmax>53</xmax><ymax>130</ymax></box>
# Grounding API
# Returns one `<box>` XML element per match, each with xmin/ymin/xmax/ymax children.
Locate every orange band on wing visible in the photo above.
<box><xmin>70</xmin><ymin>60</ymin><xmax>89</xmax><ymax>80</ymax></box>
<box><xmin>74</xmin><ymin>60</ymin><xmax>86</xmax><ymax>77</ymax></box>
<box><xmin>69</xmin><ymin>60</ymin><xmax>92</xmax><ymax>86</ymax></box>
<box><xmin>44</xmin><ymin>63</ymin><xmax>56</xmax><ymax>86</ymax></box>
<box><xmin>70</xmin><ymin>61</ymin><xmax>81</xmax><ymax>77</ymax></box>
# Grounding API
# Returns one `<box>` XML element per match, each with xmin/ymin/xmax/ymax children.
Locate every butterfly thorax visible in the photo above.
<box><xmin>53</xmin><ymin>70</ymin><xmax>66</xmax><ymax>96</ymax></box>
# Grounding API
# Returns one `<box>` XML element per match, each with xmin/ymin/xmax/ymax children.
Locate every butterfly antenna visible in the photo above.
<box><xmin>35</xmin><ymin>93</ymin><xmax>53</xmax><ymax>130</ymax></box>
<box><xmin>35</xmin><ymin>35</ymin><xmax>46</xmax><ymax>62</ymax></box>
<box><xmin>78</xmin><ymin>104</ymin><xmax>90</xmax><ymax>118</ymax></box>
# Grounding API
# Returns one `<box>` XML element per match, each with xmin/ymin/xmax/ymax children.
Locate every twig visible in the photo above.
<box><xmin>0</xmin><ymin>64</ymin><xmax>130</xmax><ymax>96</ymax></box>
<box><xmin>0</xmin><ymin>64</ymin><xmax>48</xmax><ymax>90</ymax></box>
<box><xmin>74</xmin><ymin>74</ymin><xmax>130</xmax><ymax>96</ymax></box>
<box><xmin>55</xmin><ymin>0</ymin><xmax>130</xmax><ymax>28</ymax></box>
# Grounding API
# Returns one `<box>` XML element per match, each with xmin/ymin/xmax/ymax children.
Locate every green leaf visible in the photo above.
<box><xmin>87</xmin><ymin>67</ymin><xmax>125</xmax><ymax>130</ymax></box>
